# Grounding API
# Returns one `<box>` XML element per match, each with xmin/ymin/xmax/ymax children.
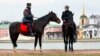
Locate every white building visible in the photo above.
<box><xmin>83</xmin><ymin>15</ymin><xmax>100</xmax><ymax>38</ymax></box>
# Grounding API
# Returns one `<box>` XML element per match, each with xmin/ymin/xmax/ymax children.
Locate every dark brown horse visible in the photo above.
<box><xmin>9</xmin><ymin>12</ymin><xmax>61</xmax><ymax>52</ymax></box>
<box><xmin>62</xmin><ymin>20</ymin><xmax>77</xmax><ymax>52</ymax></box>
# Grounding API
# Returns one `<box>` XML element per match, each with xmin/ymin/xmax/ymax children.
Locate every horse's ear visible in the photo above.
<box><xmin>51</xmin><ymin>11</ymin><xmax>53</xmax><ymax>13</ymax></box>
<box><xmin>49</xmin><ymin>12</ymin><xmax>50</xmax><ymax>14</ymax></box>
<box><xmin>49</xmin><ymin>11</ymin><xmax>51</xmax><ymax>14</ymax></box>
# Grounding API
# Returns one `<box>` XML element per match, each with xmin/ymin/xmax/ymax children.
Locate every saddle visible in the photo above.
<box><xmin>20</xmin><ymin>23</ymin><xmax>34</xmax><ymax>33</ymax></box>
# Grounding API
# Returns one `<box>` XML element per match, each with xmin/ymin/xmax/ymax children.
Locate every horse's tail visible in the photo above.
<box><xmin>9</xmin><ymin>22</ymin><xmax>20</xmax><ymax>47</ymax></box>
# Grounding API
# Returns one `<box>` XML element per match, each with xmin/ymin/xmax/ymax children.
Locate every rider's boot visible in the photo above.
<box><xmin>29</xmin><ymin>28</ymin><xmax>34</xmax><ymax>37</ymax></box>
<box><xmin>29</xmin><ymin>23</ymin><xmax>34</xmax><ymax>37</ymax></box>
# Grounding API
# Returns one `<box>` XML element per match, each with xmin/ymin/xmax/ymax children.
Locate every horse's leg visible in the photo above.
<box><xmin>62</xmin><ymin>25</ymin><xmax>67</xmax><ymax>51</ymax></box>
<box><xmin>69</xmin><ymin>35</ymin><xmax>71</xmax><ymax>51</ymax></box>
<box><xmin>65</xmin><ymin>35</ymin><xmax>68</xmax><ymax>52</ymax></box>
<box><xmin>34</xmin><ymin>34</ymin><xmax>39</xmax><ymax>51</ymax></box>
<box><xmin>63</xmin><ymin>33</ymin><xmax>66</xmax><ymax>43</ymax></box>
<box><xmin>70</xmin><ymin>40</ymin><xmax>73</xmax><ymax>51</ymax></box>
<box><xmin>62</xmin><ymin>25</ymin><xmax>66</xmax><ymax>43</ymax></box>
<box><xmin>69</xmin><ymin>38</ymin><xmax>71</xmax><ymax>51</ymax></box>
<box><xmin>69</xmin><ymin>35</ymin><xmax>74</xmax><ymax>51</ymax></box>
<box><xmin>10</xmin><ymin>33</ymin><xmax>19</xmax><ymax>52</ymax></box>
<box><xmin>62</xmin><ymin>32</ymin><xmax>67</xmax><ymax>51</ymax></box>
<box><xmin>70</xmin><ymin>41</ymin><xmax>73</xmax><ymax>51</ymax></box>
<box><xmin>39</xmin><ymin>34</ymin><xmax>42</xmax><ymax>53</ymax></box>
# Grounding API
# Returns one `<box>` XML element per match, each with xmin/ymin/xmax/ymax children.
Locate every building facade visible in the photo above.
<box><xmin>78</xmin><ymin>3</ymin><xmax>100</xmax><ymax>39</ymax></box>
<box><xmin>44</xmin><ymin>25</ymin><xmax>62</xmax><ymax>40</ymax></box>
<box><xmin>78</xmin><ymin>3</ymin><xmax>89</xmax><ymax>39</ymax></box>
<box><xmin>0</xmin><ymin>24</ymin><xmax>9</xmax><ymax>38</ymax></box>
<box><xmin>83</xmin><ymin>15</ymin><xmax>100</xmax><ymax>39</ymax></box>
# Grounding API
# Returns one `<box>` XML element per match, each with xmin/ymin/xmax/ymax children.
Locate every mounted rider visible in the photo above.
<box><xmin>22</xmin><ymin>3</ymin><xmax>34</xmax><ymax>36</ymax></box>
<box><xmin>61</xmin><ymin>5</ymin><xmax>77</xmax><ymax>36</ymax></box>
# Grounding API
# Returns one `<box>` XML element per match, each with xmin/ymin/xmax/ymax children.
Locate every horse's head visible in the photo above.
<box><xmin>49</xmin><ymin>11</ymin><xmax>61</xmax><ymax>24</ymax></box>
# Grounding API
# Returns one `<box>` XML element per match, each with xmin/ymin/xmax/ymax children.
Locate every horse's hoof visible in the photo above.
<box><xmin>40</xmin><ymin>49</ymin><xmax>42</xmax><ymax>53</ymax></box>
<box><xmin>65</xmin><ymin>50</ymin><xmax>67</xmax><ymax>52</ymax></box>
<box><xmin>69</xmin><ymin>49</ymin><xmax>74</xmax><ymax>52</ymax></box>
<box><xmin>34</xmin><ymin>49</ymin><xmax>36</xmax><ymax>51</ymax></box>
<box><xmin>71</xmin><ymin>48</ymin><xmax>74</xmax><ymax>51</ymax></box>
<box><xmin>65</xmin><ymin>48</ymin><xmax>67</xmax><ymax>52</ymax></box>
<box><xmin>13</xmin><ymin>47</ymin><xmax>17</xmax><ymax>53</ymax></box>
<box><xmin>13</xmin><ymin>50</ymin><xmax>16</xmax><ymax>53</ymax></box>
<box><xmin>40</xmin><ymin>50</ymin><xmax>42</xmax><ymax>53</ymax></box>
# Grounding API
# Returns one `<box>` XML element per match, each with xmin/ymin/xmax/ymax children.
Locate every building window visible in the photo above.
<box><xmin>94</xmin><ymin>30</ymin><xmax>97</xmax><ymax>36</ymax></box>
<box><xmin>82</xmin><ymin>19</ymin><xmax>84</xmax><ymax>25</ymax></box>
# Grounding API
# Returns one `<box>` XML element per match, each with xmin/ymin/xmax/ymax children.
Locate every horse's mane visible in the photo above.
<box><xmin>36</xmin><ymin>14</ymin><xmax>49</xmax><ymax>22</ymax></box>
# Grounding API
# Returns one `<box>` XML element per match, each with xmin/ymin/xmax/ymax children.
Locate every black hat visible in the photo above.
<box><xmin>27</xmin><ymin>3</ymin><xmax>31</xmax><ymax>6</ymax></box>
<box><xmin>65</xmin><ymin>5</ymin><xmax>69</xmax><ymax>8</ymax></box>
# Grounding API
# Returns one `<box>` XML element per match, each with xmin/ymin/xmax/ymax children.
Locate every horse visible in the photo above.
<box><xmin>9</xmin><ymin>11</ymin><xmax>61</xmax><ymax>52</ymax></box>
<box><xmin>62</xmin><ymin>19</ymin><xmax>77</xmax><ymax>52</ymax></box>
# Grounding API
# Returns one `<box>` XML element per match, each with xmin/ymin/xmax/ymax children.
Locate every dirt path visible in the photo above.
<box><xmin>0</xmin><ymin>49</ymin><xmax>100</xmax><ymax>54</ymax></box>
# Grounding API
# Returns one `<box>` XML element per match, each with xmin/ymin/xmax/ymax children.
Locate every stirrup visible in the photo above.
<box><xmin>30</xmin><ymin>33</ymin><xmax>34</xmax><ymax>37</ymax></box>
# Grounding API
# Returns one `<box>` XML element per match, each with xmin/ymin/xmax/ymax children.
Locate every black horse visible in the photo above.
<box><xmin>9</xmin><ymin>12</ymin><xmax>61</xmax><ymax>52</ymax></box>
<box><xmin>62</xmin><ymin>20</ymin><xmax>77</xmax><ymax>52</ymax></box>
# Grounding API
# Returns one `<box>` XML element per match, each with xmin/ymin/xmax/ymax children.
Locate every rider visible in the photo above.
<box><xmin>61</xmin><ymin>5</ymin><xmax>76</xmax><ymax>35</ymax></box>
<box><xmin>22</xmin><ymin>3</ymin><xmax>34</xmax><ymax>36</ymax></box>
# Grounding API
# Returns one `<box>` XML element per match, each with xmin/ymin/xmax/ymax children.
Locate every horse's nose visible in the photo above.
<box><xmin>57</xmin><ymin>19</ymin><xmax>61</xmax><ymax>24</ymax></box>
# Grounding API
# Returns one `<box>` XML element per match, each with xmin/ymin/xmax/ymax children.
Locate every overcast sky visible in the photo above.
<box><xmin>0</xmin><ymin>0</ymin><xmax>100</xmax><ymax>25</ymax></box>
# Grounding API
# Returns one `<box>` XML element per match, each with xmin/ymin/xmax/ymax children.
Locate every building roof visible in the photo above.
<box><xmin>80</xmin><ymin>2</ymin><xmax>88</xmax><ymax>19</ymax></box>
<box><xmin>80</xmin><ymin>14</ymin><xmax>88</xmax><ymax>19</ymax></box>
<box><xmin>89</xmin><ymin>15</ymin><xmax>100</xmax><ymax>19</ymax></box>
